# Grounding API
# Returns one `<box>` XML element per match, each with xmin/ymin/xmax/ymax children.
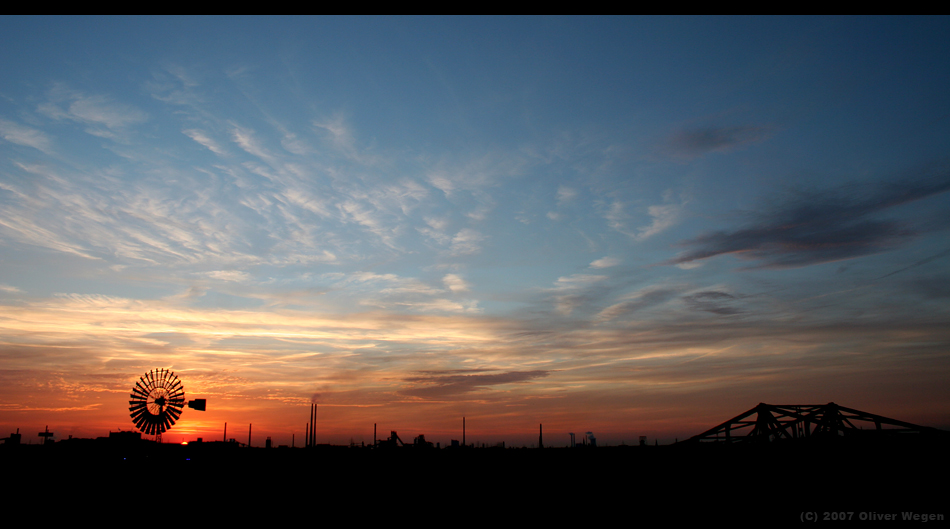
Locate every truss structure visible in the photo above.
<box><xmin>680</xmin><ymin>402</ymin><xmax>945</xmax><ymax>444</ymax></box>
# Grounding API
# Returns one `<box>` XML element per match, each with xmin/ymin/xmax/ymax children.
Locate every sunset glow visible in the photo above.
<box><xmin>2</xmin><ymin>16</ymin><xmax>949</xmax><ymax>447</ymax></box>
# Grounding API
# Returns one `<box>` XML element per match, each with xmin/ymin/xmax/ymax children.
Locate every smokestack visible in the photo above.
<box><xmin>310</xmin><ymin>403</ymin><xmax>317</xmax><ymax>447</ymax></box>
<box><xmin>374</xmin><ymin>423</ymin><xmax>377</xmax><ymax>447</ymax></box>
<box><xmin>248</xmin><ymin>423</ymin><xmax>252</xmax><ymax>448</ymax></box>
<box><xmin>539</xmin><ymin>423</ymin><xmax>543</xmax><ymax>449</ymax></box>
<box><xmin>308</xmin><ymin>403</ymin><xmax>315</xmax><ymax>448</ymax></box>
<box><xmin>463</xmin><ymin>417</ymin><xmax>466</xmax><ymax>447</ymax></box>
<box><xmin>223</xmin><ymin>422</ymin><xmax>227</xmax><ymax>443</ymax></box>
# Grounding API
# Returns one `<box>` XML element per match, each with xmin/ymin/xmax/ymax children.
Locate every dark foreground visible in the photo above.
<box><xmin>3</xmin><ymin>435</ymin><xmax>946</xmax><ymax>523</ymax></box>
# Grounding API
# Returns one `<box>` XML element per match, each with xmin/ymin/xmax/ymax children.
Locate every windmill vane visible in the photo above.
<box><xmin>128</xmin><ymin>368</ymin><xmax>186</xmax><ymax>436</ymax></box>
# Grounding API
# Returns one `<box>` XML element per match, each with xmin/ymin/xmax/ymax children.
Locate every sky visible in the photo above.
<box><xmin>1</xmin><ymin>16</ymin><xmax>949</xmax><ymax>447</ymax></box>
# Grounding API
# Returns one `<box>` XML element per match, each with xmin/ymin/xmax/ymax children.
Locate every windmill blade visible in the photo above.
<box><xmin>129</xmin><ymin>368</ymin><xmax>188</xmax><ymax>437</ymax></box>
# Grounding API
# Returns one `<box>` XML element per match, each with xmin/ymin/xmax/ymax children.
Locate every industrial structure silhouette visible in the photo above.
<box><xmin>4</xmin><ymin>398</ymin><xmax>946</xmax><ymax>521</ymax></box>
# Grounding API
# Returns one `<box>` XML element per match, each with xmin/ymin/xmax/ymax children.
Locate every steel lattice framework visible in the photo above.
<box><xmin>680</xmin><ymin>402</ymin><xmax>945</xmax><ymax>444</ymax></box>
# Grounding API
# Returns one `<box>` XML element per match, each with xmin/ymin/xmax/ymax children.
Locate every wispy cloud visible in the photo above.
<box><xmin>0</xmin><ymin>212</ymin><xmax>99</xmax><ymax>260</ymax></box>
<box><xmin>312</xmin><ymin>114</ymin><xmax>383</xmax><ymax>166</ymax></box>
<box><xmin>667</xmin><ymin>125</ymin><xmax>769</xmax><ymax>158</ymax></box>
<box><xmin>0</xmin><ymin>118</ymin><xmax>53</xmax><ymax>153</ymax></box>
<box><xmin>451</xmin><ymin>229</ymin><xmax>486</xmax><ymax>256</ymax></box>
<box><xmin>556</xmin><ymin>185</ymin><xmax>577</xmax><ymax>206</ymax></box>
<box><xmin>605</xmin><ymin>199</ymin><xmax>682</xmax><ymax>241</ymax></box>
<box><xmin>402</xmin><ymin>370</ymin><xmax>549</xmax><ymax>398</ymax></box>
<box><xmin>339</xmin><ymin>200</ymin><xmax>399</xmax><ymax>247</ymax></box>
<box><xmin>549</xmin><ymin>274</ymin><xmax>608</xmax><ymax>316</ymax></box>
<box><xmin>392</xmin><ymin>298</ymin><xmax>482</xmax><ymax>314</ymax></box>
<box><xmin>682</xmin><ymin>290</ymin><xmax>741</xmax><ymax>315</ymax></box>
<box><xmin>667</xmin><ymin>174</ymin><xmax>950</xmax><ymax>269</ymax></box>
<box><xmin>206</xmin><ymin>270</ymin><xmax>251</xmax><ymax>282</ymax></box>
<box><xmin>66</xmin><ymin>96</ymin><xmax>147</xmax><ymax>130</ymax></box>
<box><xmin>38</xmin><ymin>87</ymin><xmax>146</xmax><ymax>140</ymax></box>
<box><xmin>590</xmin><ymin>257</ymin><xmax>620</xmax><ymax>269</ymax></box>
<box><xmin>183</xmin><ymin>129</ymin><xmax>227</xmax><ymax>155</ymax></box>
<box><xmin>597</xmin><ymin>285</ymin><xmax>681</xmax><ymax>321</ymax></box>
<box><xmin>314</xmin><ymin>115</ymin><xmax>357</xmax><ymax>155</ymax></box>
<box><xmin>443</xmin><ymin>274</ymin><xmax>470</xmax><ymax>293</ymax></box>
<box><xmin>605</xmin><ymin>200</ymin><xmax>628</xmax><ymax>234</ymax></box>
<box><xmin>230</xmin><ymin>123</ymin><xmax>273</xmax><ymax>161</ymax></box>
<box><xmin>343</xmin><ymin>271</ymin><xmax>440</xmax><ymax>296</ymax></box>
<box><xmin>425</xmin><ymin>151</ymin><xmax>529</xmax><ymax>201</ymax></box>
<box><xmin>633</xmin><ymin>203</ymin><xmax>681</xmax><ymax>241</ymax></box>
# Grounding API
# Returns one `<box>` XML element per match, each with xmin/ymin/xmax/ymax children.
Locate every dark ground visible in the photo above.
<box><xmin>3</xmin><ymin>435</ymin><xmax>945</xmax><ymax>523</ymax></box>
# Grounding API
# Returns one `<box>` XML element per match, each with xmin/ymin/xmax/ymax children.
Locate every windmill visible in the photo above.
<box><xmin>128</xmin><ymin>368</ymin><xmax>206</xmax><ymax>442</ymax></box>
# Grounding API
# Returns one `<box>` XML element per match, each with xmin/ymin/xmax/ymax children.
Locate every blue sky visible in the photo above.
<box><xmin>1</xmin><ymin>16</ymin><xmax>948</xmax><ymax>445</ymax></box>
